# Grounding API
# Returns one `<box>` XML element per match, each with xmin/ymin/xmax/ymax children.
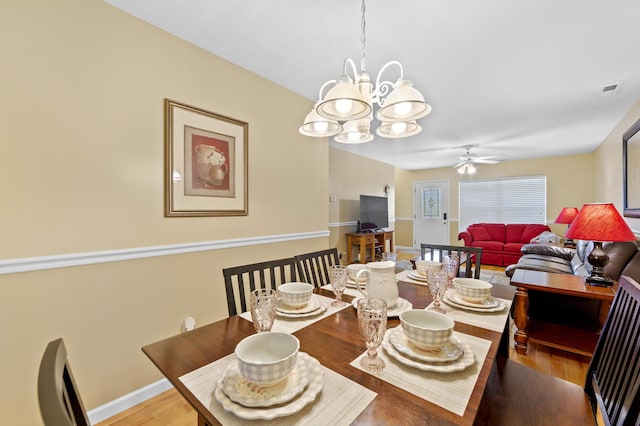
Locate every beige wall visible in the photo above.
<box><xmin>0</xmin><ymin>1</ymin><xmax>329</xmax><ymax>424</ymax></box>
<box><xmin>328</xmin><ymin>148</ymin><xmax>395</xmax><ymax>258</ymax></box>
<box><xmin>394</xmin><ymin>153</ymin><xmax>595</xmax><ymax>247</ymax></box>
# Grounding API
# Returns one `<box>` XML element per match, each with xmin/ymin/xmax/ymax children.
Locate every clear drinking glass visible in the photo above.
<box><xmin>427</xmin><ymin>269</ymin><xmax>448</xmax><ymax>314</ymax></box>
<box><xmin>381</xmin><ymin>252</ymin><xmax>397</xmax><ymax>263</ymax></box>
<box><xmin>357</xmin><ymin>297</ymin><xmax>388</xmax><ymax>372</ymax></box>
<box><xmin>443</xmin><ymin>254</ymin><xmax>460</xmax><ymax>287</ymax></box>
<box><xmin>328</xmin><ymin>265</ymin><xmax>348</xmax><ymax>307</ymax></box>
<box><xmin>249</xmin><ymin>288</ymin><xmax>278</xmax><ymax>333</ymax></box>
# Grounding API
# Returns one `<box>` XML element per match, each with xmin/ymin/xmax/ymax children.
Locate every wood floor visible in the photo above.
<box><xmin>97</xmin><ymin>261</ymin><xmax>591</xmax><ymax>426</ymax></box>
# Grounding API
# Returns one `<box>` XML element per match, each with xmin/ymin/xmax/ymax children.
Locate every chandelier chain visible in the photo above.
<box><xmin>360</xmin><ymin>0</ymin><xmax>366</xmax><ymax>71</ymax></box>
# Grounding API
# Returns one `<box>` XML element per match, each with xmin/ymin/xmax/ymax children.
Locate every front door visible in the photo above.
<box><xmin>413</xmin><ymin>180</ymin><xmax>450</xmax><ymax>249</ymax></box>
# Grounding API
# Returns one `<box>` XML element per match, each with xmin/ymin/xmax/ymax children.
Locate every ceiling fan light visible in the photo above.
<box><xmin>298</xmin><ymin>106</ymin><xmax>342</xmax><ymax>137</ymax></box>
<box><xmin>376</xmin><ymin>120</ymin><xmax>422</xmax><ymax>139</ymax></box>
<box><xmin>376</xmin><ymin>80</ymin><xmax>431</xmax><ymax>122</ymax></box>
<box><xmin>316</xmin><ymin>76</ymin><xmax>371</xmax><ymax>121</ymax></box>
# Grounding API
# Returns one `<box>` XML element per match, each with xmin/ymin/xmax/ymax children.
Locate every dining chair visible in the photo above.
<box><xmin>294</xmin><ymin>248</ymin><xmax>340</xmax><ymax>288</ymax></box>
<box><xmin>38</xmin><ymin>338</ymin><xmax>90</xmax><ymax>426</ymax></box>
<box><xmin>476</xmin><ymin>275</ymin><xmax>640</xmax><ymax>425</ymax></box>
<box><xmin>419</xmin><ymin>243</ymin><xmax>483</xmax><ymax>279</ymax></box>
<box><xmin>223</xmin><ymin>257</ymin><xmax>297</xmax><ymax>316</ymax></box>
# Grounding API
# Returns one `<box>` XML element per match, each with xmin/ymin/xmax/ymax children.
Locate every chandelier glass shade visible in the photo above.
<box><xmin>299</xmin><ymin>0</ymin><xmax>431</xmax><ymax>143</ymax></box>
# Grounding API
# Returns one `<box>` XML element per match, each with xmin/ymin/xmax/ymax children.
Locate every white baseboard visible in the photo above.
<box><xmin>88</xmin><ymin>378</ymin><xmax>172</xmax><ymax>425</ymax></box>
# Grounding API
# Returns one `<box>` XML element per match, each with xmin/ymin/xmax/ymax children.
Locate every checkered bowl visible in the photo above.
<box><xmin>277</xmin><ymin>282</ymin><xmax>313</xmax><ymax>308</ymax></box>
<box><xmin>453</xmin><ymin>278</ymin><xmax>493</xmax><ymax>303</ymax></box>
<box><xmin>415</xmin><ymin>260</ymin><xmax>442</xmax><ymax>277</ymax></box>
<box><xmin>399</xmin><ymin>309</ymin><xmax>454</xmax><ymax>350</ymax></box>
<box><xmin>234</xmin><ymin>332</ymin><xmax>300</xmax><ymax>387</ymax></box>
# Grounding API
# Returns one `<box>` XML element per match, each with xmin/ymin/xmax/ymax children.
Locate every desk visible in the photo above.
<box><xmin>510</xmin><ymin>269</ymin><xmax>616</xmax><ymax>356</ymax></box>
<box><xmin>143</xmin><ymin>281</ymin><xmax>514</xmax><ymax>425</ymax></box>
<box><xmin>346</xmin><ymin>230</ymin><xmax>394</xmax><ymax>264</ymax></box>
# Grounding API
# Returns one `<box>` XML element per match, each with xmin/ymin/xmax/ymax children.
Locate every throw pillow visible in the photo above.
<box><xmin>530</xmin><ymin>230</ymin><xmax>562</xmax><ymax>244</ymax></box>
<box><xmin>469</xmin><ymin>226</ymin><xmax>492</xmax><ymax>241</ymax></box>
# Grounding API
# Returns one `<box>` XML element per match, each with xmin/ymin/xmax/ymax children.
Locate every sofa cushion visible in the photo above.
<box><xmin>505</xmin><ymin>224</ymin><xmax>526</xmax><ymax>243</ymax></box>
<box><xmin>504</xmin><ymin>242</ymin><xmax>526</xmax><ymax>253</ymax></box>
<box><xmin>469</xmin><ymin>226</ymin><xmax>492</xmax><ymax>241</ymax></box>
<box><xmin>472</xmin><ymin>240</ymin><xmax>505</xmax><ymax>251</ymax></box>
<box><xmin>478</xmin><ymin>223</ymin><xmax>507</xmax><ymax>242</ymax></box>
<box><xmin>603</xmin><ymin>241</ymin><xmax>639</xmax><ymax>280</ymax></box>
<box><xmin>522</xmin><ymin>225</ymin><xmax>550</xmax><ymax>243</ymax></box>
<box><xmin>521</xmin><ymin>244</ymin><xmax>575</xmax><ymax>260</ymax></box>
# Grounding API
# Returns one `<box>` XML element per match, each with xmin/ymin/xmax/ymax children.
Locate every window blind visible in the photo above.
<box><xmin>459</xmin><ymin>176</ymin><xmax>546</xmax><ymax>230</ymax></box>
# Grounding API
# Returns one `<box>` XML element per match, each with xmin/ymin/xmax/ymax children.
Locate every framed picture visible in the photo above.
<box><xmin>165</xmin><ymin>99</ymin><xmax>248</xmax><ymax>217</ymax></box>
<box><xmin>623</xmin><ymin>117</ymin><xmax>640</xmax><ymax>218</ymax></box>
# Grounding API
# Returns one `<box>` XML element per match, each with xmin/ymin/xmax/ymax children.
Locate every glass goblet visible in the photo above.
<box><xmin>427</xmin><ymin>269</ymin><xmax>448</xmax><ymax>314</ymax></box>
<box><xmin>249</xmin><ymin>288</ymin><xmax>278</xmax><ymax>333</ymax></box>
<box><xmin>328</xmin><ymin>265</ymin><xmax>348</xmax><ymax>307</ymax></box>
<box><xmin>443</xmin><ymin>254</ymin><xmax>460</xmax><ymax>287</ymax></box>
<box><xmin>357</xmin><ymin>297</ymin><xmax>388</xmax><ymax>372</ymax></box>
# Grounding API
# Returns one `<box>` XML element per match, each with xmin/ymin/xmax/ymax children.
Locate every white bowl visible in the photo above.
<box><xmin>415</xmin><ymin>260</ymin><xmax>442</xmax><ymax>277</ymax></box>
<box><xmin>399</xmin><ymin>309</ymin><xmax>454</xmax><ymax>350</ymax></box>
<box><xmin>453</xmin><ymin>278</ymin><xmax>493</xmax><ymax>303</ymax></box>
<box><xmin>234</xmin><ymin>332</ymin><xmax>300</xmax><ymax>386</ymax></box>
<box><xmin>346</xmin><ymin>264</ymin><xmax>367</xmax><ymax>281</ymax></box>
<box><xmin>278</xmin><ymin>282</ymin><xmax>313</xmax><ymax>307</ymax></box>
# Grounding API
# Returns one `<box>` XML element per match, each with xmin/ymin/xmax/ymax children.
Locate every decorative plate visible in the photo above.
<box><xmin>221</xmin><ymin>354</ymin><xmax>310</xmax><ymax>407</ymax></box>
<box><xmin>382</xmin><ymin>329</ymin><xmax>476</xmax><ymax>373</ymax></box>
<box><xmin>443</xmin><ymin>290</ymin><xmax>506</xmax><ymax>313</ymax></box>
<box><xmin>351</xmin><ymin>297</ymin><xmax>413</xmax><ymax>318</ymax></box>
<box><xmin>214</xmin><ymin>352</ymin><xmax>324</xmax><ymax>420</ymax></box>
<box><xmin>388</xmin><ymin>326</ymin><xmax>463</xmax><ymax>363</ymax></box>
<box><xmin>407</xmin><ymin>271</ymin><xmax>429</xmax><ymax>282</ymax></box>
<box><xmin>447</xmin><ymin>290</ymin><xmax>501</xmax><ymax>308</ymax></box>
<box><xmin>276</xmin><ymin>301</ymin><xmax>327</xmax><ymax>318</ymax></box>
<box><xmin>277</xmin><ymin>298</ymin><xmax>320</xmax><ymax>314</ymax></box>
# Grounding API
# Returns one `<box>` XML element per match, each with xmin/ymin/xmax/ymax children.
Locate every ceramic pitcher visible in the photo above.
<box><xmin>355</xmin><ymin>260</ymin><xmax>399</xmax><ymax>308</ymax></box>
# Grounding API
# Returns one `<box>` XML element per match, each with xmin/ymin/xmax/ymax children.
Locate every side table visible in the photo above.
<box><xmin>510</xmin><ymin>269</ymin><xmax>616</xmax><ymax>356</ymax></box>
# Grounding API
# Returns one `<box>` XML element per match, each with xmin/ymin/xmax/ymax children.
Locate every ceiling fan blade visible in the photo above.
<box><xmin>473</xmin><ymin>158</ymin><xmax>500</xmax><ymax>164</ymax></box>
<box><xmin>453</xmin><ymin>160</ymin><xmax>467</xmax><ymax>168</ymax></box>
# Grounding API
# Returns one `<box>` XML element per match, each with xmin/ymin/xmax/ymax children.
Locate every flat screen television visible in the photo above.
<box><xmin>359</xmin><ymin>195</ymin><xmax>389</xmax><ymax>231</ymax></box>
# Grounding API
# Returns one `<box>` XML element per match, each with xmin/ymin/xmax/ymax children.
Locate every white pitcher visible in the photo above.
<box><xmin>355</xmin><ymin>260</ymin><xmax>399</xmax><ymax>308</ymax></box>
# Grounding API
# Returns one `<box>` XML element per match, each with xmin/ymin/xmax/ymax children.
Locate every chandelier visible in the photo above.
<box><xmin>299</xmin><ymin>0</ymin><xmax>431</xmax><ymax>143</ymax></box>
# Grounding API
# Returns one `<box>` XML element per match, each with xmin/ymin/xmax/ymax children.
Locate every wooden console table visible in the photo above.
<box><xmin>346</xmin><ymin>230</ymin><xmax>394</xmax><ymax>264</ymax></box>
<box><xmin>510</xmin><ymin>269</ymin><xmax>616</xmax><ymax>356</ymax></box>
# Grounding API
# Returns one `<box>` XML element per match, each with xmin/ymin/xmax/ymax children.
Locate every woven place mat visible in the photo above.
<box><xmin>320</xmin><ymin>284</ymin><xmax>362</xmax><ymax>298</ymax></box>
<box><xmin>350</xmin><ymin>331</ymin><xmax>491</xmax><ymax>416</ymax></box>
<box><xmin>181</xmin><ymin>353</ymin><xmax>377</xmax><ymax>426</ymax></box>
<box><xmin>239</xmin><ymin>294</ymin><xmax>349</xmax><ymax>334</ymax></box>
<box><xmin>429</xmin><ymin>294</ymin><xmax>512</xmax><ymax>333</ymax></box>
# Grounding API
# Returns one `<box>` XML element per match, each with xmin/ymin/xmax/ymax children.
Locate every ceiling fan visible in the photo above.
<box><xmin>453</xmin><ymin>146</ymin><xmax>501</xmax><ymax>173</ymax></box>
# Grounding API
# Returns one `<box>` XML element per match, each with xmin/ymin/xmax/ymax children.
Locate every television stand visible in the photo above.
<box><xmin>346</xmin><ymin>230</ymin><xmax>394</xmax><ymax>264</ymax></box>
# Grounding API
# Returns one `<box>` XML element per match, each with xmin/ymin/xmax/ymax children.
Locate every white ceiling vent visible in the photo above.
<box><xmin>602</xmin><ymin>82</ymin><xmax>623</xmax><ymax>98</ymax></box>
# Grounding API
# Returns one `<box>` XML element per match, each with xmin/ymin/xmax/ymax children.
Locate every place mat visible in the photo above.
<box><xmin>429</xmin><ymin>294</ymin><xmax>512</xmax><ymax>333</ymax></box>
<box><xmin>240</xmin><ymin>294</ymin><xmax>349</xmax><ymax>334</ymax></box>
<box><xmin>350</xmin><ymin>331</ymin><xmax>491</xmax><ymax>416</ymax></box>
<box><xmin>180</xmin><ymin>353</ymin><xmax>377</xmax><ymax>425</ymax></box>
<box><xmin>321</xmin><ymin>284</ymin><xmax>362</xmax><ymax>298</ymax></box>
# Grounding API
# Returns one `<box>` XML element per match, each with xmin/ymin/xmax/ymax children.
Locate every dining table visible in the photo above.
<box><xmin>142</xmin><ymin>272</ymin><xmax>515</xmax><ymax>426</ymax></box>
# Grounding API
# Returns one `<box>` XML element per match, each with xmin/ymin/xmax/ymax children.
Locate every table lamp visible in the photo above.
<box><xmin>565</xmin><ymin>203</ymin><xmax>636</xmax><ymax>286</ymax></box>
<box><xmin>554</xmin><ymin>207</ymin><xmax>579</xmax><ymax>246</ymax></box>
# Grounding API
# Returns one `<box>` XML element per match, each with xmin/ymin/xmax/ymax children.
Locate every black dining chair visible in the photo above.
<box><xmin>223</xmin><ymin>257</ymin><xmax>298</xmax><ymax>316</ymax></box>
<box><xmin>476</xmin><ymin>275</ymin><xmax>640</xmax><ymax>425</ymax></box>
<box><xmin>38</xmin><ymin>338</ymin><xmax>90</xmax><ymax>426</ymax></box>
<box><xmin>419</xmin><ymin>243</ymin><xmax>483</xmax><ymax>279</ymax></box>
<box><xmin>294</xmin><ymin>248</ymin><xmax>340</xmax><ymax>288</ymax></box>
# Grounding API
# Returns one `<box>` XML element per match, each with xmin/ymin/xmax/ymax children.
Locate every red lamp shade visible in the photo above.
<box><xmin>554</xmin><ymin>207</ymin><xmax>579</xmax><ymax>225</ymax></box>
<box><xmin>565</xmin><ymin>203</ymin><xmax>635</xmax><ymax>242</ymax></box>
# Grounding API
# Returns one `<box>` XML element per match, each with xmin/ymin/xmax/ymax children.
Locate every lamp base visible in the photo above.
<box><xmin>586</xmin><ymin>275</ymin><xmax>614</xmax><ymax>287</ymax></box>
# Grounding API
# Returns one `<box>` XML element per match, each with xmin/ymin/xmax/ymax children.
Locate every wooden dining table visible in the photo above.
<box><xmin>142</xmin><ymin>279</ymin><xmax>515</xmax><ymax>426</ymax></box>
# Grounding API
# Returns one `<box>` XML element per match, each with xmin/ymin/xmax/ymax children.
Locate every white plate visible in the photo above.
<box><xmin>214</xmin><ymin>352</ymin><xmax>324</xmax><ymax>420</ymax></box>
<box><xmin>351</xmin><ymin>297</ymin><xmax>413</xmax><ymax>318</ymax></box>
<box><xmin>388</xmin><ymin>326</ymin><xmax>463</xmax><ymax>363</ymax></box>
<box><xmin>448</xmin><ymin>290</ymin><xmax>500</xmax><ymax>308</ymax></box>
<box><xmin>407</xmin><ymin>271</ymin><xmax>428</xmax><ymax>282</ymax></box>
<box><xmin>277</xmin><ymin>298</ymin><xmax>320</xmax><ymax>314</ymax></box>
<box><xmin>382</xmin><ymin>329</ymin><xmax>476</xmax><ymax>373</ymax></box>
<box><xmin>443</xmin><ymin>290</ymin><xmax>506</xmax><ymax>313</ymax></box>
<box><xmin>221</xmin><ymin>354</ymin><xmax>310</xmax><ymax>407</ymax></box>
<box><xmin>346</xmin><ymin>277</ymin><xmax>365</xmax><ymax>288</ymax></box>
<box><xmin>276</xmin><ymin>301</ymin><xmax>327</xmax><ymax>318</ymax></box>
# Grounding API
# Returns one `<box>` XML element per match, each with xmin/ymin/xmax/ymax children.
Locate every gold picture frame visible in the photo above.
<box><xmin>164</xmin><ymin>99</ymin><xmax>248</xmax><ymax>217</ymax></box>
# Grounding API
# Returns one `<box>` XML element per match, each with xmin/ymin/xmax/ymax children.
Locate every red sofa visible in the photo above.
<box><xmin>457</xmin><ymin>223</ymin><xmax>551</xmax><ymax>266</ymax></box>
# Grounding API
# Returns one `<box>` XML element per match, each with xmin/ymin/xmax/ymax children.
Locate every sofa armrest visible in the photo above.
<box><xmin>458</xmin><ymin>231</ymin><xmax>472</xmax><ymax>246</ymax></box>
<box><xmin>520</xmin><ymin>243</ymin><xmax>575</xmax><ymax>260</ymax></box>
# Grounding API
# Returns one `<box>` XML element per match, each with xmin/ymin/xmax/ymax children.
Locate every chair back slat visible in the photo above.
<box><xmin>419</xmin><ymin>243</ymin><xmax>483</xmax><ymax>279</ymax></box>
<box><xmin>223</xmin><ymin>257</ymin><xmax>297</xmax><ymax>316</ymax></box>
<box><xmin>585</xmin><ymin>275</ymin><xmax>640</xmax><ymax>425</ymax></box>
<box><xmin>295</xmin><ymin>248</ymin><xmax>340</xmax><ymax>288</ymax></box>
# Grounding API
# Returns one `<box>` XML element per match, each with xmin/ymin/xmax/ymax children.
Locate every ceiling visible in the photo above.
<box><xmin>104</xmin><ymin>0</ymin><xmax>640</xmax><ymax>171</ymax></box>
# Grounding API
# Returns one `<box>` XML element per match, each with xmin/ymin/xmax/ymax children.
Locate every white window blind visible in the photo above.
<box><xmin>459</xmin><ymin>176</ymin><xmax>546</xmax><ymax>230</ymax></box>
